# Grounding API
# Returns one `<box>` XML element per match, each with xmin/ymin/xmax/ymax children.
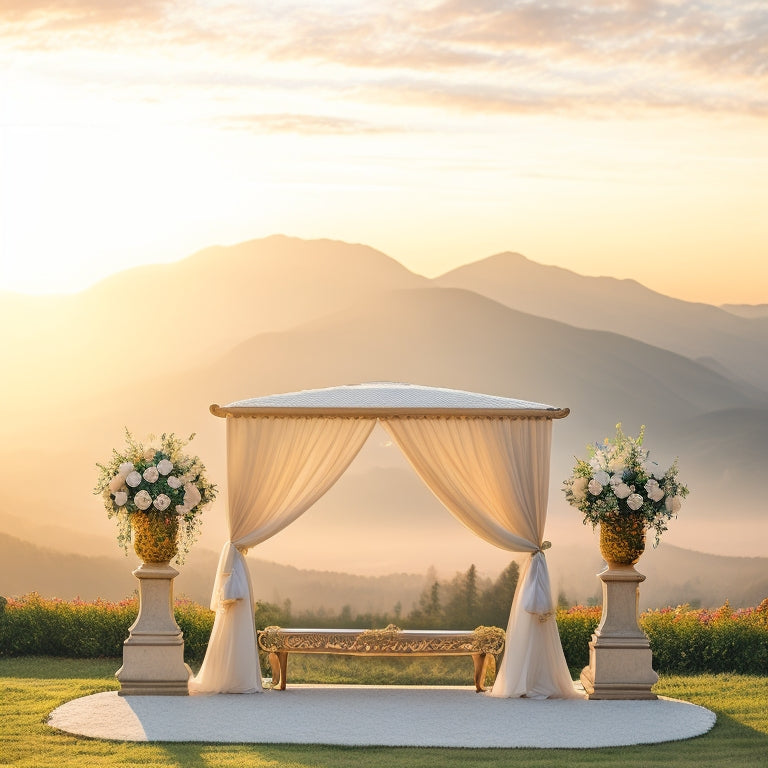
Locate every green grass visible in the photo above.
<box><xmin>1</xmin><ymin>657</ymin><xmax>767</xmax><ymax>768</ymax></box>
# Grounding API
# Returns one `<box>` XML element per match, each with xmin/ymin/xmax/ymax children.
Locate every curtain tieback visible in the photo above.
<box><xmin>534</xmin><ymin>540</ymin><xmax>552</xmax><ymax>555</ymax></box>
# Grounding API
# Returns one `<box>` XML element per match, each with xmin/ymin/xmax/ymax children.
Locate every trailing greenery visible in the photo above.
<box><xmin>2</xmin><ymin>592</ymin><xmax>766</xmax><ymax>676</ymax></box>
<box><xmin>1</xmin><ymin>658</ymin><xmax>766</xmax><ymax>767</ymax></box>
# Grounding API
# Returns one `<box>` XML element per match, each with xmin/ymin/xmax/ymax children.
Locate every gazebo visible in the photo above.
<box><xmin>188</xmin><ymin>382</ymin><xmax>581</xmax><ymax>699</ymax></box>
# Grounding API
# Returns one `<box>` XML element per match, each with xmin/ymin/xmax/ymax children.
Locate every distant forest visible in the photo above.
<box><xmin>254</xmin><ymin>561</ymin><xmax>522</xmax><ymax>630</ymax></box>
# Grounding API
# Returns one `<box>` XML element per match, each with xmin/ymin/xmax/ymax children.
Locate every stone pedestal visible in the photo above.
<box><xmin>580</xmin><ymin>564</ymin><xmax>658</xmax><ymax>700</ymax></box>
<box><xmin>116</xmin><ymin>562</ymin><xmax>191</xmax><ymax>696</ymax></box>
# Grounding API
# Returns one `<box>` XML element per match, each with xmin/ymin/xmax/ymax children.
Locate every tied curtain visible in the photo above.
<box><xmin>381</xmin><ymin>417</ymin><xmax>580</xmax><ymax>699</ymax></box>
<box><xmin>190</xmin><ymin>415</ymin><xmax>376</xmax><ymax>694</ymax></box>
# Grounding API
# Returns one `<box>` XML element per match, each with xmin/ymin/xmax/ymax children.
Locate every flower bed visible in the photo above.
<box><xmin>2</xmin><ymin>594</ymin><xmax>766</xmax><ymax>674</ymax></box>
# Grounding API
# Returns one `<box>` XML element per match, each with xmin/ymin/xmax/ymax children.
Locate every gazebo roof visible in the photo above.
<box><xmin>210</xmin><ymin>382</ymin><xmax>569</xmax><ymax>418</ymax></box>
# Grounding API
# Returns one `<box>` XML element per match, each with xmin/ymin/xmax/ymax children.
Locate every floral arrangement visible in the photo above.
<box><xmin>95</xmin><ymin>430</ymin><xmax>217</xmax><ymax>562</ymax></box>
<box><xmin>563</xmin><ymin>423</ymin><xmax>688</xmax><ymax>544</ymax></box>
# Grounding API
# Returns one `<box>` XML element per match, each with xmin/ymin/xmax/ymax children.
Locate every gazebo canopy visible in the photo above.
<box><xmin>191</xmin><ymin>381</ymin><xmax>579</xmax><ymax>701</ymax></box>
<box><xmin>211</xmin><ymin>382</ymin><xmax>569</xmax><ymax>418</ymax></box>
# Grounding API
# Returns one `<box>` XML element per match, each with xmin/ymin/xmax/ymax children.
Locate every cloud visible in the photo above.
<box><xmin>220</xmin><ymin>113</ymin><xmax>393</xmax><ymax>135</ymax></box>
<box><xmin>3</xmin><ymin>0</ymin><xmax>767</xmax><ymax>119</ymax></box>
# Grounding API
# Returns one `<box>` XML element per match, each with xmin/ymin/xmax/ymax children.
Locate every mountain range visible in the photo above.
<box><xmin>1</xmin><ymin>235</ymin><xmax>766</xmax><ymax>607</ymax></box>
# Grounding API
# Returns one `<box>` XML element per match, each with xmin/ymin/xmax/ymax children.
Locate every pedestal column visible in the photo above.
<box><xmin>116</xmin><ymin>562</ymin><xmax>191</xmax><ymax>695</ymax></box>
<box><xmin>580</xmin><ymin>564</ymin><xmax>658</xmax><ymax>700</ymax></box>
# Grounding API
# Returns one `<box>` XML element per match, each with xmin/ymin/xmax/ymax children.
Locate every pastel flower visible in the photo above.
<box><xmin>175</xmin><ymin>505</ymin><xmax>189</xmax><ymax>516</ymax></box>
<box><xmin>134</xmin><ymin>490</ymin><xmax>152</xmax><ymax>510</ymax></box>
<box><xmin>153</xmin><ymin>493</ymin><xmax>171</xmax><ymax>511</ymax></box>
<box><xmin>108</xmin><ymin>474</ymin><xmax>127</xmax><ymax>493</ymax></box>
<box><xmin>613</xmin><ymin>482</ymin><xmax>632</xmax><ymax>499</ymax></box>
<box><xmin>570</xmin><ymin>477</ymin><xmax>588</xmax><ymax>503</ymax></box>
<box><xmin>144</xmin><ymin>448</ymin><xmax>156</xmax><ymax>461</ymax></box>
<box><xmin>609</xmin><ymin>471</ymin><xmax>625</xmax><ymax>487</ymax></box>
<box><xmin>183</xmin><ymin>483</ymin><xmax>202</xmax><ymax>509</ymax></box>
<box><xmin>157</xmin><ymin>459</ymin><xmax>173</xmax><ymax>476</ymax></box>
<box><xmin>627</xmin><ymin>493</ymin><xmax>644</xmax><ymax>511</ymax></box>
<box><xmin>666</xmin><ymin>495</ymin><xmax>683</xmax><ymax>513</ymax></box>
<box><xmin>113</xmin><ymin>491</ymin><xmax>128</xmax><ymax>507</ymax></box>
<box><xmin>118</xmin><ymin>462</ymin><xmax>134</xmax><ymax>475</ymax></box>
<box><xmin>167</xmin><ymin>475</ymin><xmax>182</xmax><ymax>489</ymax></box>
<box><xmin>593</xmin><ymin>470</ymin><xmax>610</xmax><ymax>486</ymax></box>
<box><xmin>125</xmin><ymin>471</ymin><xmax>142</xmax><ymax>488</ymax></box>
<box><xmin>143</xmin><ymin>466</ymin><xmax>160</xmax><ymax>483</ymax></box>
<box><xmin>645</xmin><ymin>479</ymin><xmax>665</xmax><ymax>502</ymax></box>
<box><xmin>588</xmin><ymin>479</ymin><xmax>603</xmax><ymax>496</ymax></box>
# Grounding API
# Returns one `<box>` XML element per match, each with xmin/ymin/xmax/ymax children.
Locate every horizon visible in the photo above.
<box><xmin>2</xmin><ymin>2</ymin><xmax>767</xmax><ymax>305</ymax></box>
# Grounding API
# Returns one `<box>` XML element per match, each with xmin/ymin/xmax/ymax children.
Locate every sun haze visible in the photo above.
<box><xmin>1</xmin><ymin>1</ymin><xmax>766</xmax><ymax>304</ymax></box>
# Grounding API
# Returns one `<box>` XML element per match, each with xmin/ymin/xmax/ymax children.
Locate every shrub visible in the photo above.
<box><xmin>556</xmin><ymin>605</ymin><xmax>601</xmax><ymax>671</ymax></box>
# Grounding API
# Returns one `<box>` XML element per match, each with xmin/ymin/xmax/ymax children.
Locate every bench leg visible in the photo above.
<box><xmin>472</xmin><ymin>653</ymin><xmax>489</xmax><ymax>692</ymax></box>
<box><xmin>269</xmin><ymin>652</ymin><xmax>289</xmax><ymax>690</ymax></box>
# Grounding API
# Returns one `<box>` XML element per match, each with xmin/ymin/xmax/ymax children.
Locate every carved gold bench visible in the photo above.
<box><xmin>257</xmin><ymin>624</ymin><xmax>505</xmax><ymax>692</ymax></box>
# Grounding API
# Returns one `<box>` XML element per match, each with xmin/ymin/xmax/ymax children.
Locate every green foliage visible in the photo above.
<box><xmin>3</xmin><ymin>593</ymin><xmax>767</xmax><ymax>678</ymax></box>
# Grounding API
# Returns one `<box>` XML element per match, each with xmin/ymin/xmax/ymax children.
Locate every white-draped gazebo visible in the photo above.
<box><xmin>189</xmin><ymin>382</ymin><xmax>581</xmax><ymax>700</ymax></box>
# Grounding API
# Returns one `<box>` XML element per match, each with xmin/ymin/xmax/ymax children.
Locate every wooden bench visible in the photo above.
<box><xmin>257</xmin><ymin>624</ymin><xmax>505</xmax><ymax>692</ymax></box>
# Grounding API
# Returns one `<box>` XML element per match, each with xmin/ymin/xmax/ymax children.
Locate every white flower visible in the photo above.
<box><xmin>167</xmin><ymin>475</ymin><xmax>182</xmax><ymax>489</ymax></box>
<box><xmin>108</xmin><ymin>474</ymin><xmax>127</xmax><ymax>493</ymax></box>
<box><xmin>153</xmin><ymin>493</ymin><xmax>171</xmax><ymax>511</ymax></box>
<box><xmin>176</xmin><ymin>505</ymin><xmax>189</xmax><ymax>515</ymax></box>
<box><xmin>570</xmin><ymin>477</ymin><xmax>588</xmax><ymax>503</ymax></box>
<box><xmin>118</xmin><ymin>462</ymin><xmax>134</xmax><ymax>475</ymax></box>
<box><xmin>113</xmin><ymin>491</ymin><xmax>128</xmax><ymax>507</ymax></box>
<box><xmin>593</xmin><ymin>470</ymin><xmax>610</xmax><ymax>486</ymax></box>
<box><xmin>125</xmin><ymin>471</ymin><xmax>142</xmax><ymax>488</ymax></box>
<box><xmin>143</xmin><ymin>466</ymin><xmax>160</xmax><ymax>483</ymax></box>
<box><xmin>587</xmin><ymin>479</ymin><xmax>603</xmax><ymax>496</ymax></box>
<box><xmin>134</xmin><ymin>489</ymin><xmax>153</xmax><ymax>510</ymax></box>
<box><xmin>665</xmin><ymin>495</ymin><xmax>683</xmax><ymax>514</ymax></box>
<box><xmin>609</xmin><ymin>471</ymin><xmax>625</xmax><ymax>487</ymax></box>
<box><xmin>645</xmin><ymin>479</ymin><xmax>665</xmax><ymax>502</ymax></box>
<box><xmin>157</xmin><ymin>459</ymin><xmax>173</xmax><ymax>476</ymax></box>
<box><xmin>144</xmin><ymin>448</ymin><xmax>156</xmax><ymax>461</ymax></box>
<box><xmin>613</xmin><ymin>482</ymin><xmax>632</xmax><ymax>499</ymax></box>
<box><xmin>627</xmin><ymin>493</ymin><xmax>644</xmax><ymax>511</ymax></box>
<box><xmin>183</xmin><ymin>483</ymin><xmax>202</xmax><ymax>509</ymax></box>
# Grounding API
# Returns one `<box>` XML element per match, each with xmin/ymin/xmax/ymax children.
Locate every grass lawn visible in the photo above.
<box><xmin>0</xmin><ymin>657</ymin><xmax>766</xmax><ymax>768</ymax></box>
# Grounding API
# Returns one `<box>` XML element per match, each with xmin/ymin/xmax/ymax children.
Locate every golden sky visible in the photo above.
<box><xmin>1</xmin><ymin>0</ymin><xmax>766</xmax><ymax>303</ymax></box>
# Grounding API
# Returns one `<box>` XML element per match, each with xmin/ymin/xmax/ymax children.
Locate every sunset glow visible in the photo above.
<box><xmin>1</xmin><ymin>1</ymin><xmax>766</xmax><ymax>303</ymax></box>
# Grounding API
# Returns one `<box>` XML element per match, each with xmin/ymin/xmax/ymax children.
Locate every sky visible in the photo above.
<box><xmin>1</xmin><ymin>0</ymin><xmax>766</xmax><ymax>304</ymax></box>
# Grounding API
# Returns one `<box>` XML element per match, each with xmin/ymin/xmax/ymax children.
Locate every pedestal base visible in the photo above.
<box><xmin>116</xmin><ymin>562</ymin><xmax>191</xmax><ymax>696</ymax></box>
<box><xmin>580</xmin><ymin>564</ymin><xmax>658</xmax><ymax>700</ymax></box>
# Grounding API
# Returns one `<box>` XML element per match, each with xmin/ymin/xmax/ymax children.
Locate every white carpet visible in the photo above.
<box><xmin>48</xmin><ymin>685</ymin><xmax>716</xmax><ymax>748</ymax></box>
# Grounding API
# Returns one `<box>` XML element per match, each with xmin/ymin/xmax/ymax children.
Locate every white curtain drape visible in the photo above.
<box><xmin>190</xmin><ymin>415</ymin><xmax>376</xmax><ymax>694</ymax></box>
<box><xmin>381</xmin><ymin>416</ymin><xmax>580</xmax><ymax>699</ymax></box>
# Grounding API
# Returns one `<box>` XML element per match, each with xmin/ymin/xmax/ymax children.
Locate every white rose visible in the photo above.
<box><xmin>125</xmin><ymin>471</ymin><xmax>142</xmax><ymax>488</ymax></box>
<box><xmin>113</xmin><ymin>491</ymin><xmax>128</xmax><ymax>507</ymax></box>
<box><xmin>593</xmin><ymin>470</ymin><xmax>610</xmax><ymax>486</ymax></box>
<box><xmin>118</xmin><ymin>462</ymin><xmax>134</xmax><ymax>475</ymax></box>
<box><xmin>645</xmin><ymin>479</ymin><xmax>665</xmax><ymax>502</ymax></box>
<box><xmin>627</xmin><ymin>493</ymin><xmax>644</xmax><ymax>511</ymax></box>
<box><xmin>570</xmin><ymin>477</ymin><xmax>588</xmax><ymax>503</ymax></box>
<box><xmin>108</xmin><ymin>474</ymin><xmax>127</xmax><ymax>493</ymax></box>
<box><xmin>134</xmin><ymin>489</ymin><xmax>153</xmax><ymax>510</ymax></box>
<box><xmin>665</xmin><ymin>495</ymin><xmax>683</xmax><ymax>513</ymax></box>
<box><xmin>176</xmin><ymin>505</ymin><xmax>189</xmax><ymax>515</ymax></box>
<box><xmin>143</xmin><ymin>466</ymin><xmax>160</xmax><ymax>483</ymax></box>
<box><xmin>167</xmin><ymin>475</ymin><xmax>182</xmax><ymax>489</ymax></box>
<box><xmin>609</xmin><ymin>471</ymin><xmax>625</xmax><ymax>487</ymax></box>
<box><xmin>587</xmin><ymin>479</ymin><xmax>603</xmax><ymax>496</ymax></box>
<box><xmin>153</xmin><ymin>493</ymin><xmax>171</xmax><ymax>511</ymax></box>
<box><xmin>183</xmin><ymin>483</ymin><xmax>202</xmax><ymax>509</ymax></box>
<box><xmin>613</xmin><ymin>482</ymin><xmax>632</xmax><ymax>499</ymax></box>
<box><xmin>157</xmin><ymin>459</ymin><xmax>173</xmax><ymax>475</ymax></box>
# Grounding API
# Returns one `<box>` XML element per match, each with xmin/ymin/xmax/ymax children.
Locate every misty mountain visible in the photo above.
<box><xmin>721</xmin><ymin>303</ymin><xmax>768</xmax><ymax>319</ymax></box>
<box><xmin>435</xmin><ymin>252</ymin><xmax>768</xmax><ymax>394</ymax></box>
<box><xmin>1</xmin><ymin>235</ymin><xmax>766</xmax><ymax>604</ymax></box>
